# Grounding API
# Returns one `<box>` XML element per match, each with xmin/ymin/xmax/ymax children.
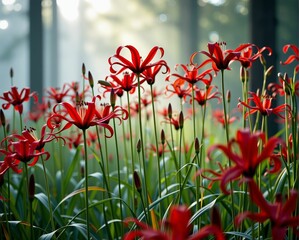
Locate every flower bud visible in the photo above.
<box><xmin>137</xmin><ymin>139</ymin><xmax>141</xmax><ymax>153</ymax></box>
<box><xmin>265</xmin><ymin>65</ymin><xmax>274</xmax><ymax>77</ymax></box>
<box><xmin>0</xmin><ymin>109</ymin><xmax>5</xmax><ymax>127</ymax></box>
<box><xmin>110</xmin><ymin>88</ymin><xmax>116</xmax><ymax>107</ymax></box>
<box><xmin>240</xmin><ymin>66</ymin><xmax>246</xmax><ymax>83</ymax></box>
<box><xmin>168</xmin><ymin>103</ymin><xmax>172</xmax><ymax>119</ymax></box>
<box><xmin>10</xmin><ymin>67</ymin><xmax>13</xmax><ymax>79</ymax></box>
<box><xmin>194</xmin><ymin>137</ymin><xmax>200</xmax><ymax>154</ymax></box>
<box><xmin>88</xmin><ymin>71</ymin><xmax>94</xmax><ymax>89</ymax></box>
<box><xmin>82</xmin><ymin>63</ymin><xmax>86</xmax><ymax>76</ymax></box>
<box><xmin>259</xmin><ymin>55</ymin><xmax>266</xmax><ymax>66</ymax></box>
<box><xmin>179</xmin><ymin>111</ymin><xmax>184</xmax><ymax>129</ymax></box>
<box><xmin>226</xmin><ymin>90</ymin><xmax>231</xmax><ymax>103</ymax></box>
<box><xmin>28</xmin><ymin>174</ymin><xmax>35</xmax><ymax>202</ymax></box>
<box><xmin>161</xmin><ymin>129</ymin><xmax>165</xmax><ymax>144</ymax></box>
<box><xmin>133</xmin><ymin>170</ymin><xmax>142</xmax><ymax>193</ymax></box>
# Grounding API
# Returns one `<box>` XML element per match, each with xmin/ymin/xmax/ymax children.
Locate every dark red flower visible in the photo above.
<box><xmin>280</xmin><ymin>44</ymin><xmax>299</xmax><ymax>72</ymax></box>
<box><xmin>207</xmin><ymin>129</ymin><xmax>282</xmax><ymax>194</ymax></box>
<box><xmin>166</xmin><ymin>63</ymin><xmax>212</xmax><ymax>86</ymax></box>
<box><xmin>108</xmin><ymin>45</ymin><xmax>168</xmax><ymax>75</ymax></box>
<box><xmin>0</xmin><ymin>86</ymin><xmax>37</xmax><ymax>114</ymax></box>
<box><xmin>233</xmin><ymin>44</ymin><xmax>272</xmax><ymax>69</ymax></box>
<box><xmin>165</xmin><ymin>79</ymin><xmax>191</xmax><ymax>100</ymax></box>
<box><xmin>162</xmin><ymin>112</ymin><xmax>185</xmax><ymax>131</ymax></box>
<box><xmin>236</xmin><ymin>180</ymin><xmax>299</xmax><ymax>240</ymax></box>
<box><xmin>105</xmin><ymin>72</ymin><xmax>140</xmax><ymax>93</ymax></box>
<box><xmin>193</xmin><ymin>42</ymin><xmax>246</xmax><ymax>72</ymax></box>
<box><xmin>124</xmin><ymin>205</ymin><xmax>225</xmax><ymax>240</ymax></box>
<box><xmin>238</xmin><ymin>91</ymin><xmax>291</xmax><ymax>119</ymax></box>
<box><xmin>268</xmin><ymin>73</ymin><xmax>299</xmax><ymax>97</ymax></box>
<box><xmin>46</xmin><ymin>83</ymin><xmax>71</xmax><ymax>103</ymax></box>
<box><xmin>141</xmin><ymin>64</ymin><xmax>168</xmax><ymax>85</ymax></box>
<box><xmin>190</xmin><ymin>85</ymin><xmax>221</xmax><ymax>106</ymax></box>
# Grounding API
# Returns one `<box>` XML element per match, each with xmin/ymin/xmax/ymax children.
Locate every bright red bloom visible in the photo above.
<box><xmin>46</xmin><ymin>83</ymin><xmax>71</xmax><ymax>103</ymax></box>
<box><xmin>190</xmin><ymin>85</ymin><xmax>221</xmax><ymax>106</ymax></box>
<box><xmin>0</xmin><ymin>139</ymin><xmax>50</xmax><ymax>174</ymax></box>
<box><xmin>124</xmin><ymin>205</ymin><xmax>225</xmax><ymax>240</ymax></box>
<box><xmin>268</xmin><ymin>73</ymin><xmax>299</xmax><ymax>97</ymax></box>
<box><xmin>238</xmin><ymin>91</ymin><xmax>291</xmax><ymax>119</ymax></box>
<box><xmin>141</xmin><ymin>64</ymin><xmax>168</xmax><ymax>85</ymax></box>
<box><xmin>0</xmin><ymin>86</ymin><xmax>37</xmax><ymax>114</ymax></box>
<box><xmin>281</xmin><ymin>44</ymin><xmax>299</xmax><ymax>72</ymax></box>
<box><xmin>165</xmin><ymin>79</ymin><xmax>191</xmax><ymax>101</ymax></box>
<box><xmin>193</xmin><ymin>42</ymin><xmax>248</xmax><ymax>72</ymax></box>
<box><xmin>106</xmin><ymin>72</ymin><xmax>140</xmax><ymax>93</ymax></box>
<box><xmin>236</xmin><ymin>180</ymin><xmax>299</xmax><ymax>240</ymax></box>
<box><xmin>233</xmin><ymin>44</ymin><xmax>272</xmax><ymax>69</ymax></box>
<box><xmin>108</xmin><ymin>45</ymin><xmax>168</xmax><ymax>75</ymax></box>
<box><xmin>166</xmin><ymin>63</ymin><xmax>212</xmax><ymax>86</ymax></box>
<box><xmin>207</xmin><ymin>129</ymin><xmax>282</xmax><ymax>194</ymax></box>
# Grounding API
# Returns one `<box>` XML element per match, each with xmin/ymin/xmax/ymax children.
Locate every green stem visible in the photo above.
<box><xmin>82</xmin><ymin>130</ymin><xmax>90</xmax><ymax>240</ymax></box>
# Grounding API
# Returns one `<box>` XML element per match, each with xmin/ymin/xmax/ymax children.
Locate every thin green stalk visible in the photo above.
<box><xmin>41</xmin><ymin>156</ymin><xmax>56</xmax><ymax>237</ymax></box>
<box><xmin>220</xmin><ymin>69</ymin><xmax>236</xmax><ymax>227</ymax></box>
<box><xmin>82</xmin><ymin>130</ymin><xmax>90</xmax><ymax>240</ymax></box>
<box><xmin>149</xmin><ymin>85</ymin><xmax>162</xmax><ymax>214</ymax></box>
<box><xmin>126</xmin><ymin>91</ymin><xmax>136</xmax><ymax>210</ymax></box>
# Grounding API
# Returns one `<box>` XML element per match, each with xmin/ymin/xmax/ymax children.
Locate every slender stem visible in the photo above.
<box><xmin>82</xmin><ymin>130</ymin><xmax>90</xmax><ymax>240</ymax></box>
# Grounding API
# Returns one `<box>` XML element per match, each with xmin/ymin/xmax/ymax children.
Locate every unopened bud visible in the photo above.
<box><xmin>10</xmin><ymin>68</ymin><xmax>13</xmax><ymax>79</ymax></box>
<box><xmin>179</xmin><ymin>111</ymin><xmax>184</xmax><ymax>129</ymax></box>
<box><xmin>88</xmin><ymin>71</ymin><xmax>94</xmax><ymax>88</ymax></box>
<box><xmin>168</xmin><ymin>103</ymin><xmax>172</xmax><ymax>119</ymax></box>
<box><xmin>195</xmin><ymin>137</ymin><xmax>200</xmax><ymax>154</ymax></box>
<box><xmin>211</xmin><ymin>205</ymin><xmax>221</xmax><ymax>229</ymax></box>
<box><xmin>240</xmin><ymin>66</ymin><xmax>246</xmax><ymax>83</ymax></box>
<box><xmin>265</xmin><ymin>65</ymin><xmax>274</xmax><ymax>77</ymax></box>
<box><xmin>82</xmin><ymin>63</ymin><xmax>86</xmax><ymax>76</ymax></box>
<box><xmin>137</xmin><ymin>139</ymin><xmax>141</xmax><ymax>153</ymax></box>
<box><xmin>226</xmin><ymin>90</ymin><xmax>231</xmax><ymax>103</ymax></box>
<box><xmin>259</xmin><ymin>55</ymin><xmax>266</xmax><ymax>66</ymax></box>
<box><xmin>28</xmin><ymin>174</ymin><xmax>35</xmax><ymax>202</ymax></box>
<box><xmin>110</xmin><ymin>88</ymin><xmax>116</xmax><ymax>107</ymax></box>
<box><xmin>161</xmin><ymin>129</ymin><xmax>165</xmax><ymax>144</ymax></box>
<box><xmin>0</xmin><ymin>109</ymin><xmax>5</xmax><ymax>127</ymax></box>
<box><xmin>133</xmin><ymin>170</ymin><xmax>142</xmax><ymax>193</ymax></box>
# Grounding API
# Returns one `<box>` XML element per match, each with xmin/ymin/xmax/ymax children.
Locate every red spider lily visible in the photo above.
<box><xmin>268</xmin><ymin>73</ymin><xmax>299</xmax><ymax>97</ymax></box>
<box><xmin>281</xmin><ymin>44</ymin><xmax>299</xmax><ymax>72</ymax></box>
<box><xmin>8</xmin><ymin>124</ymin><xmax>64</xmax><ymax>151</ymax></box>
<box><xmin>26</xmin><ymin>99</ymin><xmax>49</xmax><ymax>123</ymax></box>
<box><xmin>67</xmin><ymin>81</ymin><xmax>91</xmax><ymax>103</ymax></box>
<box><xmin>233</xmin><ymin>44</ymin><xmax>272</xmax><ymax>69</ymax></box>
<box><xmin>162</xmin><ymin>112</ymin><xmax>185</xmax><ymax>131</ymax></box>
<box><xmin>106</xmin><ymin>72</ymin><xmax>141</xmax><ymax>93</ymax></box>
<box><xmin>46</xmin><ymin>83</ymin><xmax>71</xmax><ymax>103</ymax></box>
<box><xmin>108</xmin><ymin>45</ymin><xmax>168</xmax><ymax>75</ymax></box>
<box><xmin>192</xmin><ymin>42</ymin><xmax>249</xmax><ymax>72</ymax></box>
<box><xmin>0</xmin><ymin>86</ymin><xmax>37</xmax><ymax>114</ymax></box>
<box><xmin>65</xmin><ymin>130</ymin><xmax>84</xmax><ymax>149</ymax></box>
<box><xmin>95</xmin><ymin>103</ymin><xmax>128</xmax><ymax>126</ymax></box>
<box><xmin>147</xmin><ymin>143</ymin><xmax>168</xmax><ymax>158</ymax></box>
<box><xmin>86</xmin><ymin>129</ymin><xmax>98</xmax><ymax>146</ymax></box>
<box><xmin>141</xmin><ymin>64</ymin><xmax>168</xmax><ymax>85</ymax></box>
<box><xmin>124</xmin><ymin>205</ymin><xmax>225</xmax><ymax>240</ymax></box>
<box><xmin>165</xmin><ymin>79</ymin><xmax>191</xmax><ymax>101</ymax></box>
<box><xmin>238</xmin><ymin>91</ymin><xmax>291</xmax><ymax>119</ymax></box>
<box><xmin>101</xmin><ymin>80</ymin><xmax>124</xmax><ymax>98</ymax></box>
<box><xmin>207</xmin><ymin>129</ymin><xmax>282</xmax><ymax>194</ymax></box>
<box><xmin>47</xmin><ymin>97</ymin><xmax>116</xmax><ymax>136</ymax></box>
<box><xmin>235</xmin><ymin>180</ymin><xmax>299</xmax><ymax>240</ymax></box>
<box><xmin>190</xmin><ymin>85</ymin><xmax>221</xmax><ymax>106</ymax></box>
<box><xmin>0</xmin><ymin>139</ymin><xmax>50</xmax><ymax>173</ymax></box>
<box><xmin>212</xmin><ymin>109</ymin><xmax>238</xmax><ymax>127</ymax></box>
<box><xmin>166</xmin><ymin>63</ymin><xmax>212</xmax><ymax>86</ymax></box>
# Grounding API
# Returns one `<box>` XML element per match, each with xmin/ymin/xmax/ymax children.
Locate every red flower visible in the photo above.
<box><xmin>193</xmin><ymin>42</ymin><xmax>247</xmax><ymax>72</ymax></box>
<box><xmin>108</xmin><ymin>45</ymin><xmax>168</xmax><ymax>75</ymax></box>
<box><xmin>236</xmin><ymin>180</ymin><xmax>299</xmax><ymax>240</ymax></box>
<box><xmin>268</xmin><ymin>73</ymin><xmax>299</xmax><ymax>97</ymax></box>
<box><xmin>46</xmin><ymin>83</ymin><xmax>71</xmax><ymax>103</ymax></box>
<box><xmin>0</xmin><ymin>86</ymin><xmax>37</xmax><ymax>114</ymax></box>
<box><xmin>162</xmin><ymin>112</ymin><xmax>185</xmax><ymax>131</ymax></box>
<box><xmin>166</xmin><ymin>79</ymin><xmax>191</xmax><ymax>100</ymax></box>
<box><xmin>238</xmin><ymin>91</ymin><xmax>291</xmax><ymax>119</ymax></box>
<box><xmin>190</xmin><ymin>85</ymin><xmax>221</xmax><ymax>106</ymax></box>
<box><xmin>106</xmin><ymin>72</ymin><xmax>140</xmax><ymax>93</ymax></box>
<box><xmin>141</xmin><ymin>64</ymin><xmax>168</xmax><ymax>85</ymax></box>
<box><xmin>166</xmin><ymin>63</ymin><xmax>212</xmax><ymax>86</ymax></box>
<box><xmin>124</xmin><ymin>205</ymin><xmax>225</xmax><ymax>240</ymax></box>
<box><xmin>207</xmin><ymin>129</ymin><xmax>282</xmax><ymax>194</ymax></box>
<box><xmin>281</xmin><ymin>44</ymin><xmax>299</xmax><ymax>72</ymax></box>
<box><xmin>233</xmin><ymin>44</ymin><xmax>272</xmax><ymax>69</ymax></box>
<box><xmin>212</xmin><ymin>109</ymin><xmax>238</xmax><ymax>128</ymax></box>
<box><xmin>0</xmin><ymin>139</ymin><xmax>50</xmax><ymax>174</ymax></box>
